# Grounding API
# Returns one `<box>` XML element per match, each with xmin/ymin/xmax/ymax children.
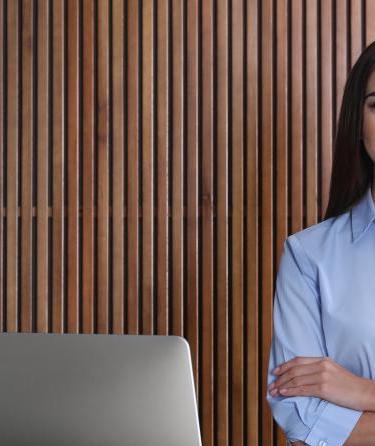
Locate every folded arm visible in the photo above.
<box><xmin>266</xmin><ymin>235</ymin><xmax>363</xmax><ymax>445</ymax></box>
<box><xmin>288</xmin><ymin>406</ymin><xmax>375</xmax><ymax>445</ymax></box>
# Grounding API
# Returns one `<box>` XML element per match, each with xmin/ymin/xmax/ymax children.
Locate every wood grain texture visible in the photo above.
<box><xmin>6</xmin><ymin>0</ymin><xmax>19</xmax><ymax>332</ymax></box>
<box><xmin>67</xmin><ymin>0</ymin><xmax>79</xmax><ymax>333</ymax></box>
<box><xmin>0</xmin><ymin>1</ymin><xmax>373</xmax><ymax>445</ymax></box>
<box><xmin>246</xmin><ymin>2</ymin><xmax>260</xmax><ymax>446</ymax></box>
<box><xmin>0</xmin><ymin>0</ymin><xmax>4</xmax><ymax>333</ymax></box>
<box><xmin>261</xmin><ymin>0</ymin><xmax>275</xmax><ymax>445</ymax></box>
<box><xmin>21</xmin><ymin>0</ymin><xmax>33</xmax><ymax>332</ymax></box>
<box><xmin>52</xmin><ymin>0</ymin><xmax>65</xmax><ymax>334</ymax></box>
<box><xmin>321</xmin><ymin>0</ymin><xmax>334</xmax><ymax>214</ymax></box>
<box><xmin>37</xmin><ymin>0</ymin><xmax>49</xmax><ymax>332</ymax></box>
<box><xmin>171</xmin><ymin>0</ymin><xmax>184</xmax><ymax>341</ymax></box>
<box><xmin>157</xmin><ymin>0</ymin><xmax>169</xmax><ymax>337</ymax></box>
<box><xmin>141</xmin><ymin>0</ymin><xmax>153</xmax><ymax>336</ymax></box>
<box><xmin>216</xmin><ymin>1</ymin><xmax>229</xmax><ymax>444</ymax></box>
<box><xmin>82</xmin><ymin>0</ymin><xmax>95</xmax><ymax>334</ymax></box>
<box><xmin>201</xmin><ymin>1</ymin><xmax>214</xmax><ymax>444</ymax></box>
<box><xmin>97</xmin><ymin>0</ymin><xmax>110</xmax><ymax>334</ymax></box>
<box><xmin>127</xmin><ymin>0</ymin><xmax>139</xmax><ymax>335</ymax></box>
<box><xmin>0</xmin><ymin>0</ymin><xmax>2</xmax><ymax>332</ymax></box>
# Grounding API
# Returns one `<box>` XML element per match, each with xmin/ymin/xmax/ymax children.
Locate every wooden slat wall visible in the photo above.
<box><xmin>1</xmin><ymin>1</ymin><xmax>374</xmax><ymax>445</ymax></box>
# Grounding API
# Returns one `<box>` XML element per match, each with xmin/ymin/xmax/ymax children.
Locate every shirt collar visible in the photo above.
<box><xmin>351</xmin><ymin>184</ymin><xmax>375</xmax><ymax>243</ymax></box>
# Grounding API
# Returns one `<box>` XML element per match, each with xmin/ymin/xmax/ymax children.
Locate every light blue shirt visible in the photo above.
<box><xmin>266</xmin><ymin>184</ymin><xmax>375</xmax><ymax>445</ymax></box>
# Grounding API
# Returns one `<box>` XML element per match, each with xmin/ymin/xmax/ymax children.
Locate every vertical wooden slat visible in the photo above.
<box><xmin>275</xmin><ymin>0</ymin><xmax>288</xmax><ymax>288</ymax></box>
<box><xmin>246</xmin><ymin>1</ymin><xmax>260</xmax><ymax>445</ymax></box>
<box><xmin>6</xmin><ymin>0</ymin><xmax>19</xmax><ymax>332</ymax></box>
<box><xmin>0</xmin><ymin>0</ymin><xmax>3</xmax><ymax>333</ymax></box>
<box><xmin>350</xmin><ymin>1</ymin><xmax>364</xmax><ymax>67</ymax></box>
<box><xmin>321</xmin><ymin>1</ymin><xmax>333</xmax><ymax>215</ymax></box>
<box><xmin>216</xmin><ymin>0</ymin><xmax>229</xmax><ymax>444</ymax></box>
<box><xmin>67</xmin><ymin>0</ymin><xmax>80</xmax><ymax>333</ymax></box>
<box><xmin>112</xmin><ymin>0</ymin><xmax>125</xmax><ymax>335</ymax></box>
<box><xmin>306</xmin><ymin>1</ymin><xmax>318</xmax><ymax>227</ymax></box>
<box><xmin>171</xmin><ymin>0</ymin><xmax>184</xmax><ymax>339</ymax></box>
<box><xmin>290</xmin><ymin>0</ymin><xmax>303</xmax><ymax>233</ymax></box>
<box><xmin>231</xmin><ymin>0</ymin><xmax>244</xmax><ymax>444</ymax></box>
<box><xmin>142</xmin><ymin>0</ymin><xmax>154</xmax><ymax>335</ymax></box>
<box><xmin>127</xmin><ymin>0</ymin><xmax>139</xmax><ymax>334</ymax></box>
<box><xmin>52</xmin><ymin>0</ymin><xmax>65</xmax><ymax>334</ymax></box>
<box><xmin>201</xmin><ymin>0</ymin><xmax>214</xmax><ymax>444</ymax></box>
<box><xmin>336</xmin><ymin>0</ymin><xmax>348</xmax><ymax>125</ymax></box>
<box><xmin>365</xmin><ymin>0</ymin><xmax>375</xmax><ymax>46</ymax></box>
<box><xmin>97</xmin><ymin>0</ymin><xmax>110</xmax><ymax>334</ymax></box>
<box><xmin>186</xmin><ymin>0</ymin><xmax>199</xmax><ymax>396</ymax></box>
<box><xmin>261</xmin><ymin>0</ymin><xmax>275</xmax><ymax>445</ymax></box>
<box><xmin>82</xmin><ymin>0</ymin><xmax>95</xmax><ymax>334</ymax></box>
<box><xmin>37</xmin><ymin>0</ymin><xmax>49</xmax><ymax>332</ymax></box>
<box><xmin>157</xmin><ymin>0</ymin><xmax>169</xmax><ymax>335</ymax></box>
<box><xmin>274</xmin><ymin>0</ymin><xmax>289</xmax><ymax>444</ymax></box>
<box><xmin>21</xmin><ymin>0</ymin><xmax>33</xmax><ymax>332</ymax></box>
<box><xmin>245</xmin><ymin>2</ymin><xmax>262</xmax><ymax>445</ymax></box>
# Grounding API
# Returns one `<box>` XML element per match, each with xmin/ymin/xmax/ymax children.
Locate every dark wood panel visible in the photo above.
<box><xmin>97</xmin><ymin>0</ymin><xmax>110</xmax><ymax>333</ymax></box>
<box><xmin>306</xmin><ymin>0</ymin><xmax>318</xmax><ymax>228</ymax></box>
<box><xmin>365</xmin><ymin>0</ymin><xmax>375</xmax><ymax>47</ymax></box>
<box><xmin>231</xmin><ymin>0</ymin><xmax>244</xmax><ymax>443</ymax></box>
<box><xmin>141</xmin><ymin>0</ymin><xmax>153</xmax><ymax>336</ymax></box>
<box><xmin>67</xmin><ymin>0</ymin><xmax>80</xmax><ymax>333</ymax></box>
<box><xmin>37</xmin><ymin>0</ymin><xmax>49</xmax><ymax>332</ymax></box>
<box><xmin>201</xmin><ymin>1</ymin><xmax>214</xmax><ymax>445</ymax></box>
<box><xmin>156</xmin><ymin>0</ymin><xmax>169</xmax><ymax>337</ymax></box>
<box><xmin>261</xmin><ymin>0</ymin><xmax>274</xmax><ymax>444</ymax></box>
<box><xmin>112</xmin><ymin>0</ymin><xmax>125</xmax><ymax>335</ymax></box>
<box><xmin>216</xmin><ymin>1</ymin><xmax>229</xmax><ymax>444</ymax></box>
<box><xmin>52</xmin><ymin>0</ymin><xmax>65</xmax><ymax>334</ymax></box>
<box><xmin>321</xmin><ymin>0</ymin><xmax>333</xmax><ymax>215</ymax></box>
<box><xmin>186</xmin><ymin>0</ymin><xmax>199</xmax><ymax>398</ymax></box>
<box><xmin>0</xmin><ymin>0</ymin><xmax>4</xmax><ymax>333</ymax></box>
<box><xmin>82</xmin><ymin>0</ymin><xmax>95</xmax><ymax>334</ymax></box>
<box><xmin>21</xmin><ymin>0</ymin><xmax>33</xmax><ymax>332</ymax></box>
<box><xmin>246</xmin><ymin>1</ymin><xmax>260</xmax><ymax>445</ymax></box>
<box><xmin>6</xmin><ymin>0</ymin><xmax>19</xmax><ymax>332</ymax></box>
<box><xmin>171</xmin><ymin>0</ymin><xmax>184</xmax><ymax>339</ymax></box>
<box><xmin>127</xmin><ymin>0</ymin><xmax>139</xmax><ymax>335</ymax></box>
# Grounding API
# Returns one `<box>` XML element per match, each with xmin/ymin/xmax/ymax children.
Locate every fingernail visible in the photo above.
<box><xmin>273</xmin><ymin>366</ymin><xmax>280</xmax><ymax>374</ymax></box>
<box><xmin>270</xmin><ymin>389</ymin><xmax>278</xmax><ymax>396</ymax></box>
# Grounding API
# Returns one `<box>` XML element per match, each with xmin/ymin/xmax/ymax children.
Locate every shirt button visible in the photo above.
<box><xmin>319</xmin><ymin>440</ymin><xmax>327</xmax><ymax>446</ymax></box>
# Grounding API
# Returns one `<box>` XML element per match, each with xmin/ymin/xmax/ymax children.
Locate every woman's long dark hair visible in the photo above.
<box><xmin>323</xmin><ymin>41</ymin><xmax>375</xmax><ymax>220</ymax></box>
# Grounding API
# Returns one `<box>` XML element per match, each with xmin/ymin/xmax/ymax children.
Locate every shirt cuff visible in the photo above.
<box><xmin>303</xmin><ymin>401</ymin><xmax>363</xmax><ymax>446</ymax></box>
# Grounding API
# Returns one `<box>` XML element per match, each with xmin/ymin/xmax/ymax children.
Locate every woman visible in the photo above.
<box><xmin>266</xmin><ymin>40</ymin><xmax>375</xmax><ymax>445</ymax></box>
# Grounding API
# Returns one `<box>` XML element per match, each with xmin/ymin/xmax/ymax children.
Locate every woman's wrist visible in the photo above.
<box><xmin>361</xmin><ymin>378</ymin><xmax>375</xmax><ymax>412</ymax></box>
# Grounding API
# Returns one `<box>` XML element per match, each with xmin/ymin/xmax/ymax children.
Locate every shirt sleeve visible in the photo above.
<box><xmin>266</xmin><ymin>234</ymin><xmax>363</xmax><ymax>446</ymax></box>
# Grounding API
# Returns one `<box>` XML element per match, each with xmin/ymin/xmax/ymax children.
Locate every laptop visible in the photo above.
<box><xmin>0</xmin><ymin>332</ymin><xmax>202</xmax><ymax>446</ymax></box>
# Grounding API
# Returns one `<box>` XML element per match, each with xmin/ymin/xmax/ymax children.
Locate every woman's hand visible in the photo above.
<box><xmin>268</xmin><ymin>356</ymin><xmax>375</xmax><ymax>412</ymax></box>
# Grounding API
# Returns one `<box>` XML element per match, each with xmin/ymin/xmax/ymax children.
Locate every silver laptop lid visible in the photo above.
<box><xmin>0</xmin><ymin>333</ymin><xmax>202</xmax><ymax>446</ymax></box>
